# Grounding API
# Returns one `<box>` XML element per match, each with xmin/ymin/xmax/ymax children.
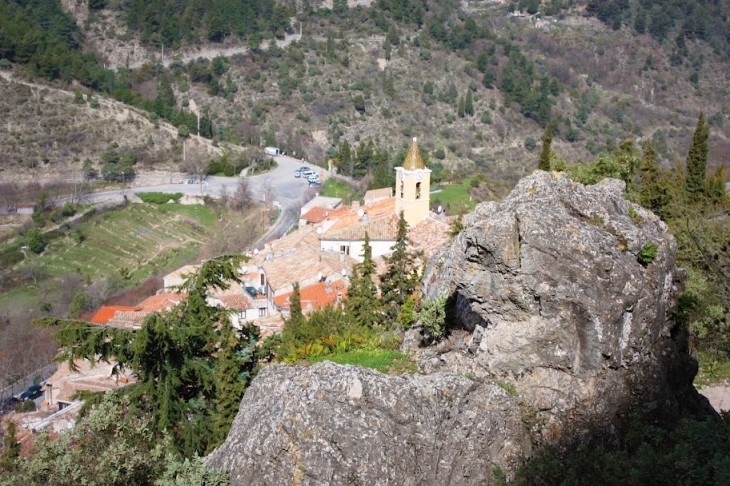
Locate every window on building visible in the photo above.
<box><xmin>258</xmin><ymin>307</ymin><xmax>267</xmax><ymax>317</ymax></box>
<box><xmin>416</xmin><ymin>182</ymin><xmax>421</xmax><ymax>199</ymax></box>
<box><xmin>260</xmin><ymin>274</ymin><xmax>265</xmax><ymax>286</ymax></box>
<box><xmin>400</xmin><ymin>181</ymin><xmax>404</xmax><ymax>198</ymax></box>
<box><xmin>340</xmin><ymin>245</ymin><xmax>350</xmax><ymax>255</ymax></box>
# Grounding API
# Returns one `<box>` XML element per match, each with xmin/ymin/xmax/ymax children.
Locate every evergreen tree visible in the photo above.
<box><xmin>638</xmin><ymin>140</ymin><xmax>669</xmax><ymax>215</ymax></box>
<box><xmin>685</xmin><ymin>112</ymin><xmax>710</xmax><ymax>200</ymax></box>
<box><xmin>0</xmin><ymin>420</ymin><xmax>20</xmax><ymax>472</ymax></box>
<box><xmin>326</xmin><ymin>32</ymin><xmax>335</xmax><ymax>58</ymax></box>
<box><xmin>40</xmin><ymin>256</ymin><xmax>253</xmax><ymax>457</ymax></box>
<box><xmin>458</xmin><ymin>96</ymin><xmax>465</xmax><ymax>118</ymax></box>
<box><xmin>383</xmin><ymin>37</ymin><xmax>392</xmax><ymax>61</ymax></box>
<box><xmin>288</xmin><ymin>282</ymin><xmax>304</xmax><ymax>334</ymax></box>
<box><xmin>383</xmin><ymin>71</ymin><xmax>395</xmax><ymax>98</ymax></box>
<box><xmin>538</xmin><ymin>123</ymin><xmax>553</xmax><ymax>171</ymax></box>
<box><xmin>369</xmin><ymin>147</ymin><xmax>392</xmax><ymax>190</ymax></box>
<box><xmin>705</xmin><ymin>165</ymin><xmax>727</xmax><ymax>203</ymax></box>
<box><xmin>465</xmin><ymin>90</ymin><xmax>474</xmax><ymax>116</ymax></box>
<box><xmin>339</xmin><ymin>140</ymin><xmax>353</xmax><ymax>177</ymax></box>
<box><xmin>344</xmin><ymin>234</ymin><xmax>381</xmax><ymax>327</ymax></box>
<box><xmin>379</xmin><ymin>212</ymin><xmax>421</xmax><ymax>322</ymax></box>
<box><xmin>211</xmin><ymin>317</ymin><xmax>258</xmax><ymax>451</ymax></box>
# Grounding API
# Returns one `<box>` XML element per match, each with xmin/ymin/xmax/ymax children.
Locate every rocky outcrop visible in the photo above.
<box><xmin>420</xmin><ymin>171</ymin><xmax>712</xmax><ymax>440</ymax></box>
<box><xmin>207</xmin><ymin>172</ymin><xmax>712</xmax><ymax>484</ymax></box>
<box><xmin>206</xmin><ymin>361</ymin><xmax>527</xmax><ymax>485</ymax></box>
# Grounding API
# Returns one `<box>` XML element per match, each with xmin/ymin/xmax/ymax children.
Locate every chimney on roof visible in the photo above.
<box><xmin>352</xmin><ymin>200</ymin><xmax>360</xmax><ymax>209</ymax></box>
<box><xmin>360</xmin><ymin>211</ymin><xmax>369</xmax><ymax>223</ymax></box>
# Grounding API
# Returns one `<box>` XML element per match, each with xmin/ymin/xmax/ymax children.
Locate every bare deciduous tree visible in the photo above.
<box><xmin>181</xmin><ymin>145</ymin><xmax>210</xmax><ymax>184</ymax></box>
<box><xmin>230</xmin><ymin>178</ymin><xmax>253</xmax><ymax>212</ymax></box>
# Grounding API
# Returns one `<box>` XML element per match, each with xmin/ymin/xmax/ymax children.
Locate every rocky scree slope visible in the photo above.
<box><xmin>207</xmin><ymin>171</ymin><xmax>713</xmax><ymax>485</ymax></box>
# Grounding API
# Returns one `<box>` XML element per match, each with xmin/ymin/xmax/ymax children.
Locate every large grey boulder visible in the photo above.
<box><xmin>206</xmin><ymin>362</ymin><xmax>526</xmax><ymax>485</ymax></box>
<box><xmin>421</xmin><ymin>171</ymin><xmax>711</xmax><ymax>439</ymax></box>
<box><xmin>207</xmin><ymin>172</ymin><xmax>712</xmax><ymax>484</ymax></box>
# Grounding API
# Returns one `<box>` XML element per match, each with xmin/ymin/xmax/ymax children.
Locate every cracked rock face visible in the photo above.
<box><xmin>421</xmin><ymin>171</ymin><xmax>710</xmax><ymax>438</ymax></box>
<box><xmin>206</xmin><ymin>172</ymin><xmax>712</xmax><ymax>484</ymax></box>
<box><xmin>205</xmin><ymin>362</ymin><xmax>526</xmax><ymax>486</ymax></box>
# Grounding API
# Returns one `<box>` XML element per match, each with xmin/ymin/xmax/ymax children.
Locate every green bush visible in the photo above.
<box><xmin>137</xmin><ymin>192</ymin><xmax>183</xmax><ymax>204</ymax></box>
<box><xmin>0</xmin><ymin>250</ymin><xmax>24</xmax><ymax>267</ymax></box>
<box><xmin>637</xmin><ymin>242</ymin><xmax>658</xmax><ymax>266</ymax></box>
<box><xmin>27</xmin><ymin>229</ymin><xmax>45</xmax><ymax>254</ymax></box>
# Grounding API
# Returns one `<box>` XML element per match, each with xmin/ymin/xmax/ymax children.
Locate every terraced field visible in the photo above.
<box><xmin>36</xmin><ymin>203</ymin><xmax>216</xmax><ymax>283</ymax></box>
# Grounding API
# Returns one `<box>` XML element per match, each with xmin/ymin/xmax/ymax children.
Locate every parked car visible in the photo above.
<box><xmin>186</xmin><ymin>179</ymin><xmax>195</xmax><ymax>184</ymax></box>
<box><xmin>300</xmin><ymin>166</ymin><xmax>310</xmax><ymax>172</ymax></box>
<box><xmin>294</xmin><ymin>169</ymin><xmax>301</xmax><ymax>178</ymax></box>
<box><xmin>302</xmin><ymin>170</ymin><xmax>315</xmax><ymax>178</ymax></box>
<box><xmin>308</xmin><ymin>180</ymin><xmax>322</xmax><ymax>187</ymax></box>
<box><xmin>19</xmin><ymin>384</ymin><xmax>42</xmax><ymax>402</ymax></box>
<box><xmin>307</xmin><ymin>175</ymin><xmax>320</xmax><ymax>183</ymax></box>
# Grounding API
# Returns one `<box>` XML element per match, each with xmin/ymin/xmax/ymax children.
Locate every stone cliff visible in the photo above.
<box><xmin>207</xmin><ymin>172</ymin><xmax>712</xmax><ymax>485</ymax></box>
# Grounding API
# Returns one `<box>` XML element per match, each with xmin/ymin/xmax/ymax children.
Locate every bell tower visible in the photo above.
<box><xmin>394</xmin><ymin>137</ymin><xmax>431</xmax><ymax>227</ymax></box>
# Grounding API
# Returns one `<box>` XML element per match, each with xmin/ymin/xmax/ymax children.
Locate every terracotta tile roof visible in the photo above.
<box><xmin>364</xmin><ymin>187</ymin><xmax>393</xmax><ymax>203</ymax></box>
<box><xmin>408</xmin><ymin>217</ymin><xmax>452</xmax><ymax>258</ymax></box>
<box><xmin>322</xmin><ymin>197</ymin><xmax>396</xmax><ymax>237</ymax></box>
<box><xmin>324</xmin><ymin>214</ymin><xmax>399</xmax><ymax>241</ymax></box>
<box><xmin>217</xmin><ymin>293</ymin><xmax>252</xmax><ymax>311</ymax></box>
<box><xmin>266</xmin><ymin>226</ymin><xmax>321</xmax><ymax>252</ymax></box>
<box><xmin>300</xmin><ymin>206</ymin><xmax>330</xmax><ymax>224</ymax></box>
<box><xmin>274</xmin><ymin>280</ymin><xmax>348</xmax><ymax>311</ymax></box>
<box><xmin>261</xmin><ymin>247</ymin><xmax>355</xmax><ymax>293</ymax></box>
<box><xmin>253</xmin><ymin>315</ymin><xmax>285</xmax><ymax>338</ymax></box>
<box><xmin>138</xmin><ymin>293</ymin><xmax>184</xmax><ymax>313</ymax></box>
<box><xmin>90</xmin><ymin>306</ymin><xmax>140</xmax><ymax>324</ymax></box>
<box><xmin>107</xmin><ymin>311</ymin><xmax>148</xmax><ymax>329</ymax></box>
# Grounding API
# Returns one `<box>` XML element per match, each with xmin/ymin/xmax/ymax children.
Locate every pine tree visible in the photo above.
<box><xmin>465</xmin><ymin>90</ymin><xmax>474</xmax><ymax>116</ymax></box>
<box><xmin>538</xmin><ymin>123</ymin><xmax>553</xmax><ymax>171</ymax></box>
<box><xmin>345</xmin><ymin>234</ymin><xmax>381</xmax><ymax>327</ymax></box>
<box><xmin>379</xmin><ymin>212</ymin><xmax>421</xmax><ymax>322</ymax></box>
<box><xmin>685</xmin><ymin>112</ymin><xmax>710</xmax><ymax>200</ymax></box>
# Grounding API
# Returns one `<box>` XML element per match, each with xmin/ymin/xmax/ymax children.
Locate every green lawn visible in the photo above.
<box><xmin>321</xmin><ymin>179</ymin><xmax>362</xmax><ymax>204</ymax></box>
<box><xmin>309</xmin><ymin>349</ymin><xmax>416</xmax><ymax>374</ymax></box>
<box><xmin>0</xmin><ymin>287</ymin><xmax>40</xmax><ymax>318</ymax></box>
<box><xmin>431</xmin><ymin>179</ymin><xmax>476</xmax><ymax>213</ymax></box>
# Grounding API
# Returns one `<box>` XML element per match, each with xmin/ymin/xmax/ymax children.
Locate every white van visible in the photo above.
<box><xmin>264</xmin><ymin>147</ymin><xmax>281</xmax><ymax>156</ymax></box>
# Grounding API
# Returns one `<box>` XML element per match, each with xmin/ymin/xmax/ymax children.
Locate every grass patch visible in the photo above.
<box><xmin>694</xmin><ymin>352</ymin><xmax>730</xmax><ymax>387</ymax></box>
<box><xmin>320</xmin><ymin>178</ymin><xmax>363</xmax><ymax>204</ymax></box>
<box><xmin>136</xmin><ymin>192</ymin><xmax>183</xmax><ymax>204</ymax></box>
<box><xmin>309</xmin><ymin>349</ymin><xmax>416</xmax><ymax>374</ymax></box>
<box><xmin>0</xmin><ymin>287</ymin><xmax>40</xmax><ymax>318</ymax></box>
<box><xmin>431</xmin><ymin>179</ymin><xmax>476</xmax><ymax>213</ymax></box>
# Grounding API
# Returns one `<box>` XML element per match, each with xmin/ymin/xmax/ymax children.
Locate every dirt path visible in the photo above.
<box><xmin>107</xmin><ymin>33</ymin><xmax>302</xmax><ymax>71</ymax></box>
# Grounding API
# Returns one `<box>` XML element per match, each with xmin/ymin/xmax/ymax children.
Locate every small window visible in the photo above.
<box><xmin>340</xmin><ymin>245</ymin><xmax>350</xmax><ymax>255</ymax></box>
<box><xmin>260</xmin><ymin>274</ymin><xmax>265</xmax><ymax>286</ymax></box>
<box><xmin>400</xmin><ymin>181</ymin><xmax>404</xmax><ymax>198</ymax></box>
<box><xmin>258</xmin><ymin>307</ymin><xmax>267</xmax><ymax>317</ymax></box>
<box><xmin>416</xmin><ymin>182</ymin><xmax>421</xmax><ymax>199</ymax></box>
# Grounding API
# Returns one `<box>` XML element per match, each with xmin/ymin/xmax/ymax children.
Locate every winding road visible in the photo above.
<box><xmin>74</xmin><ymin>155</ymin><xmax>329</xmax><ymax>245</ymax></box>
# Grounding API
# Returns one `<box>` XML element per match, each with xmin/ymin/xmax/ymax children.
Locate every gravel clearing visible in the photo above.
<box><xmin>699</xmin><ymin>384</ymin><xmax>730</xmax><ymax>412</ymax></box>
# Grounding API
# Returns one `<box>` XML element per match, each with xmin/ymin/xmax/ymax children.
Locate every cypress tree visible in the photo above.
<box><xmin>705</xmin><ymin>165</ymin><xmax>727</xmax><ymax>203</ymax></box>
<box><xmin>458</xmin><ymin>96</ymin><xmax>465</xmax><ymax>118</ymax></box>
<box><xmin>345</xmin><ymin>234</ymin><xmax>381</xmax><ymax>327</ymax></box>
<box><xmin>0</xmin><ymin>420</ymin><xmax>20</xmax><ymax>471</ymax></box>
<box><xmin>379</xmin><ymin>212</ymin><xmax>421</xmax><ymax>322</ymax></box>
<box><xmin>639</xmin><ymin>140</ymin><xmax>669</xmax><ymax>215</ymax></box>
<box><xmin>211</xmin><ymin>315</ymin><xmax>248</xmax><ymax>451</ymax></box>
<box><xmin>685</xmin><ymin>112</ymin><xmax>710</xmax><ymax>199</ymax></box>
<box><xmin>286</xmin><ymin>282</ymin><xmax>304</xmax><ymax>339</ymax></box>
<box><xmin>538</xmin><ymin>123</ymin><xmax>553</xmax><ymax>171</ymax></box>
<box><xmin>339</xmin><ymin>140</ymin><xmax>353</xmax><ymax>177</ymax></box>
<box><xmin>465</xmin><ymin>90</ymin><xmax>474</xmax><ymax>116</ymax></box>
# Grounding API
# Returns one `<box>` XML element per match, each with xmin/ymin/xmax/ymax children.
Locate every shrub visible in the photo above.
<box><xmin>136</xmin><ymin>192</ymin><xmax>183</xmax><ymax>204</ymax></box>
<box><xmin>637</xmin><ymin>242</ymin><xmax>657</xmax><ymax>266</ymax></box>
<box><xmin>0</xmin><ymin>250</ymin><xmax>24</xmax><ymax>267</ymax></box>
<box><xmin>418</xmin><ymin>294</ymin><xmax>447</xmax><ymax>342</ymax></box>
<box><xmin>525</xmin><ymin>137</ymin><xmax>537</xmax><ymax>151</ymax></box>
<box><xmin>27</xmin><ymin>229</ymin><xmax>45</xmax><ymax>254</ymax></box>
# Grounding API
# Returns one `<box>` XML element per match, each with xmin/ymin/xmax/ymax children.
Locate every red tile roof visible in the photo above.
<box><xmin>90</xmin><ymin>306</ymin><xmax>140</xmax><ymax>324</ymax></box>
<box><xmin>274</xmin><ymin>281</ymin><xmax>348</xmax><ymax>311</ymax></box>
<box><xmin>138</xmin><ymin>293</ymin><xmax>184</xmax><ymax>313</ymax></box>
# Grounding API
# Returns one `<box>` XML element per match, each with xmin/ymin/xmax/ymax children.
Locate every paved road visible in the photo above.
<box><xmin>75</xmin><ymin>155</ymin><xmax>328</xmax><ymax>244</ymax></box>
